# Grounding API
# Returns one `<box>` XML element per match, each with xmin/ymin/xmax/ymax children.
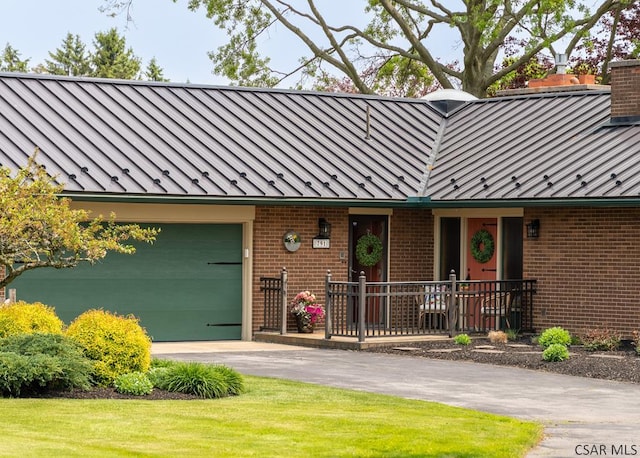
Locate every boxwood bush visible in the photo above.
<box><xmin>0</xmin><ymin>301</ymin><xmax>64</xmax><ymax>338</ymax></box>
<box><xmin>542</xmin><ymin>343</ymin><xmax>570</xmax><ymax>362</ymax></box>
<box><xmin>538</xmin><ymin>327</ymin><xmax>572</xmax><ymax>349</ymax></box>
<box><xmin>0</xmin><ymin>333</ymin><xmax>92</xmax><ymax>397</ymax></box>
<box><xmin>66</xmin><ymin>309</ymin><xmax>152</xmax><ymax>386</ymax></box>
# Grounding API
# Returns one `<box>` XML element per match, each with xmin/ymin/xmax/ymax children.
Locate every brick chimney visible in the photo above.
<box><xmin>609</xmin><ymin>60</ymin><xmax>640</xmax><ymax>123</ymax></box>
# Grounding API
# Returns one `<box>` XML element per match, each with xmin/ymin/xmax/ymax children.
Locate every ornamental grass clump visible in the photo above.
<box><xmin>488</xmin><ymin>330</ymin><xmax>508</xmax><ymax>344</ymax></box>
<box><xmin>66</xmin><ymin>309</ymin><xmax>151</xmax><ymax>386</ymax></box>
<box><xmin>0</xmin><ymin>301</ymin><xmax>64</xmax><ymax>338</ymax></box>
<box><xmin>538</xmin><ymin>327</ymin><xmax>571</xmax><ymax>349</ymax></box>
<box><xmin>162</xmin><ymin>362</ymin><xmax>244</xmax><ymax>399</ymax></box>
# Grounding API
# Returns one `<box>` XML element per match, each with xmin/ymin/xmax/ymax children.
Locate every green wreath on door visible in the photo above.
<box><xmin>355</xmin><ymin>233</ymin><xmax>383</xmax><ymax>267</ymax></box>
<box><xmin>470</xmin><ymin>229</ymin><xmax>494</xmax><ymax>264</ymax></box>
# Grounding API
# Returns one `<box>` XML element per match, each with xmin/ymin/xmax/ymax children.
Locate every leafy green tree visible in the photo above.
<box><xmin>144</xmin><ymin>57</ymin><xmax>169</xmax><ymax>82</ymax></box>
<box><xmin>44</xmin><ymin>33</ymin><xmax>92</xmax><ymax>77</ymax></box>
<box><xmin>0</xmin><ymin>43</ymin><xmax>29</xmax><ymax>72</ymax></box>
<box><xmin>90</xmin><ymin>28</ymin><xmax>141</xmax><ymax>79</ymax></box>
<box><xmin>0</xmin><ymin>151</ymin><xmax>158</xmax><ymax>290</ymax></box>
<box><xmin>103</xmin><ymin>0</ymin><xmax>636</xmax><ymax>97</ymax></box>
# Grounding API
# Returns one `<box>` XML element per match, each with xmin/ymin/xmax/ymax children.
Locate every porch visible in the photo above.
<box><xmin>259</xmin><ymin>269</ymin><xmax>536</xmax><ymax>347</ymax></box>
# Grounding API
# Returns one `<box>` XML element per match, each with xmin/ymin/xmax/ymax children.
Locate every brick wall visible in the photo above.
<box><xmin>524</xmin><ymin>207</ymin><xmax>640</xmax><ymax>338</ymax></box>
<box><xmin>252</xmin><ymin>206</ymin><xmax>434</xmax><ymax>333</ymax></box>
<box><xmin>610</xmin><ymin>60</ymin><xmax>640</xmax><ymax>119</ymax></box>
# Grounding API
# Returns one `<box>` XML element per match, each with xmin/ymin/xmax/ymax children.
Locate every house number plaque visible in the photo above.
<box><xmin>312</xmin><ymin>238</ymin><xmax>330</xmax><ymax>249</ymax></box>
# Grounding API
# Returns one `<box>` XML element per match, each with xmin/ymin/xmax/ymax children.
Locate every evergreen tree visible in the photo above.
<box><xmin>90</xmin><ymin>28</ymin><xmax>141</xmax><ymax>79</ymax></box>
<box><xmin>0</xmin><ymin>44</ymin><xmax>29</xmax><ymax>73</ymax></box>
<box><xmin>45</xmin><ymin>33</ymin><xmax>92</xmax><ymax>76</ymax></box>
<box><xmin>144</xmin><ymin>57</ymin><xmax>169</xmax><ymax>82</ymax></box>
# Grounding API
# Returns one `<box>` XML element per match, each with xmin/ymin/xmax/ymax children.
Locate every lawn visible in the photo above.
<box><xmin>1</xmin><ymin>376</ymin><xmax>542</xmax><ymax>457</ymax></box>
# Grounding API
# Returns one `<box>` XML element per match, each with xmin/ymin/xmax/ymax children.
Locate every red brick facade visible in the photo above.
<box><xmin>610</xmin><ymin>60</ymin><xmax>640</xmax><ymax>119</ymax></box>
<box><xmin>524</xmin><ymin>207</ymin><xmax>640</xmax><ymax>338</ymax></box>
<box><xmin>251</xmin><ymin>206</ymin><xmax>434</xmax><ymax>333</ymax></box>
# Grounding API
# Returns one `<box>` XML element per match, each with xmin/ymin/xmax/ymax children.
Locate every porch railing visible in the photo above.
<box><xmin>324</xmin><ymin>270</ymin><xmax>536</xmax><ymax>342</ymax></box>
<box><xmin>259</xmin><ymin>268</ymin><xmax>288</xmax><ymax>334</ymax></box>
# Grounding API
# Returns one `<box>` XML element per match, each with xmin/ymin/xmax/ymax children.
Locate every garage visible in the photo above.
<box><xmin>11</xmin><ymin>223</ymin><xmax>243</xmax><ymax>341</ymax></box>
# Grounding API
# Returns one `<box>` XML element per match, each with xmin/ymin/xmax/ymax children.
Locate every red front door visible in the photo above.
<box><xmin>466</xmin><ymin>218</ymin><xmax>497</xmax><ymax>282</ymax></box>
<box><xmin>350</xmin><ymin>215</ymin><xmax>388</xmax><ymax>324</ymax></box>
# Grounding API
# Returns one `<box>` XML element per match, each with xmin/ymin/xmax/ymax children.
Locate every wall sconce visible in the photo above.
<box><xmin>526</xmin><ymin>219</ymin><xmax>540</xmax><ymax>239</ymax></box>
<box><xmin>318</xmin><ymin>218</ymin><xmax>331</xmax><ymax>239</ymax></box>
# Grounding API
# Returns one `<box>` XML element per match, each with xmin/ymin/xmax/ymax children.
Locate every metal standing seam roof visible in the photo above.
<box><xmin>1</xmin><ymin>72</ymin><xmax>637</xmax><ymax>206</ymax></box>
<box><xmin>0</xmin><ymin>72</ymin><xmax>443</xmax><ymax>203</ymax></box>
<box><xmin>423</xmin><ymin>90</ymin><xmax>640</xmax><ymax>202</ymax></box>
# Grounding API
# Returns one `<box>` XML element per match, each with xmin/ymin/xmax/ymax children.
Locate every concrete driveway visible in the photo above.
<box><xmin>153</xmin><ymin>342</ymin><xmax>640</xmax><ymax>457</ymax></box>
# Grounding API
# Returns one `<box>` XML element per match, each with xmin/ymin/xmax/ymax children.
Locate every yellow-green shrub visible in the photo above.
<box><xmin>0</xmin><ymin>301</ymin><xmax>64</xmax><ymax>338</ymax></box>
<box><xmin>66</xmin><ymin>309</ymin><xmax>151</xmax><ymax>385</ymax></box>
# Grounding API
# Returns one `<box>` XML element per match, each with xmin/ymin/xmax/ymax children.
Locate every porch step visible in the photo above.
<box><xmin>254</xmin><ymin>331</ymin><xmax>451</xmax><ymax>350</ymax></box>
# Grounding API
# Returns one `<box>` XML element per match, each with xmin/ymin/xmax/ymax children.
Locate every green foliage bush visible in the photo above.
<box><xmin>580</xmin><ymin>328</ymin><xmax>621</xmax><ymax>351</ymax></box>
<box><xmin>454</xmin><ymin>334</ymin><xmax>471</xmax><ymax>346</ymax></box>
<box><xmin>163</xmin><ymin>362</ymin><xmax>245</xmax><ymax>398</ymax></box>
<box><xmin>542</xmin><ymin>343</ymin><xmax>570</xmax><ymax>362</ymax></box>
<box><xmin>0</xmin><ymin>301</ymin><xmax>64</xmax><ymax>338</ymax></box>
<box><xmin>114</xmin><ymin>371</ymin><xmax>154</xmax><ymax>396</ymax></box>
<box><xmin>66</xmin><ymin>309</ymin><xmax>152</xmax><ymax>386</ymax></box>
<box><xmin>147</xmin><ymin>367</ymin><xmax>170</xmax><ymax>389</ymax></box>
<box><xmin>538</xmin><ymin>327</ymin><xmax>571</xmax><ymax>349</ymax></box>
<box><xmin>0</xmin><ymin>333</ymin><xmax>92</xmax><ymax>397</ymax></box>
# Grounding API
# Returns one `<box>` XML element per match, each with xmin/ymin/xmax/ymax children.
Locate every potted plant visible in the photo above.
<box><xmin>290</xmin><ymin>291</ymin><xmax>325</xmax><ymax>333</ymax></box>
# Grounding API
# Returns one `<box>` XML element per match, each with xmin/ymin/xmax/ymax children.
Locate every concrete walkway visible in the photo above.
<box><xmin>152</xmin><ymin>341</ymin><xmax>640</xmax><ymax>457</ymax></box>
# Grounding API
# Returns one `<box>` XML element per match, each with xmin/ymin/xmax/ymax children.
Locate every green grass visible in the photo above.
<box><xmin>0</xmin><ymin>376</ymin><xmax>542</xmax><ymax>457</ymax></box>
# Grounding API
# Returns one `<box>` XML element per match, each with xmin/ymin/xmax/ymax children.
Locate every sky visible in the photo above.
<box><xmin>1</xmin><ymin>0</ymin><xmax>386</xmax><ymax>87</ymax></box>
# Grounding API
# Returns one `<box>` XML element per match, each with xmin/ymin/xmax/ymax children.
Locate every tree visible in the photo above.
<box><xmin>91</xmin><ymin>28</ymin><xmax>141</xmax><ymax>79</ymax></box>
<box><xmin>144</xmin><ymin>57</ymin><xmax>169</xmax><ymax>82</ymax></box>
<box><xmin>0</xmin><ymin>43</ymin><xmax>29</xmax><ymax>73</ymax></box>
<box><xmin>44</xmin><ymin>33</ymin><xmax>92</xmax><ymax>77</ymax></box>
<box><xmin>0</xmin><ymin>152</ymin><xmax>158</xmax><ymax>290</ymax></box>
<box><xmin>103</xmin><ymin>0</ymin><xmax>631</xmax><ymax>98</ymax></box>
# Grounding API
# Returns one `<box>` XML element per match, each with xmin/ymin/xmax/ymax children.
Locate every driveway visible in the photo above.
<box><xmin>153</xmin><ymin>342</ymin><xmax>640</xmax><ymax>457</ymax></box>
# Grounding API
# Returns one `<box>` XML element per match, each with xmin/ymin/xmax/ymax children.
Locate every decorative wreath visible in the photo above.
<box><xmin>470</xmin><ymin>229</ymin><xmax>495</xmax><ymax>264</ymax></box>
<box><xmin>355</xmin><ymin>233</ymin><xmax>383</xmax><ymax>267</ymax></box>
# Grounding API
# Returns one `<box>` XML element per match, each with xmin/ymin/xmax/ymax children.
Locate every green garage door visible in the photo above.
<box><xmin>11</xmin><ymin>224</ymin><xmax>243</xmax><ymax>341</ymax></box>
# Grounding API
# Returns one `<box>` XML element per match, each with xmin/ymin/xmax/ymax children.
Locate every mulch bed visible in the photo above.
<box><xmin>364</xmin><ymin>336</ymin><xmax>640</xmax><ymax>384</ymax></box>
<box><xmin>27</xmin><ymin>387</ymin><xmax>201</xmax><ymax>400</ymax></box>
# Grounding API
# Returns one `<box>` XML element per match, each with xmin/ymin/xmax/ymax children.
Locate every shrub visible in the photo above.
<box><xmin>542</xmin><ymin>343</ymin><xmax>570</xmax><ymax>362</ymax></box>
<box><xmin>488</xmin><ymin>331</ymin><xmax>507</xmax><ymax>344</ymax></box>
<box><xmin>0</xmin><ymin>333</ymin><xmax>92</xmax><ymax>397</ymax></box>
<box><xmin>538</xmin><ymin>327</ymin><xmax>571</xmax><ymax>349</ymax></box>
<box><xmin>0</xmin><ymin>301</ymin><xmax>64</xmax><ymax>338</ymax></box>
<box><xmin>454</xmin><ymin>334</ymin><xmax>471</xmax><ymax>346</ymax></box>
<box><xmin>114</xmin><ymin>371</ymin><xmax>154</xmax><ymax>396</ymax></box>
<box><xmin>66</xmin><ymin>309</ymin><xmax>152</xmax><ymax>386</ymax></box>
<box><xmin>633</xmin><ymin>331</ymin><xmax>640</xmax><ymax>355</ymax></box>
<box><xmin>163</xmin><ymin>362</ymin><xmax>244</xmax><ymax>399</ymax></box>
<box><xmin>580</xmin><ymin>328</ymin><xmax>621</xmax><ymax>351</ymax></box>
<box><xmin>147</xmin><ymin>367</ymin><xmax>170</xmax><ymax>389</ymax></box>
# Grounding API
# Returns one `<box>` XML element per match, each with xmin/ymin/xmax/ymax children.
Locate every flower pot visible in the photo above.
<box><xmin>295</xmin><ymin>314</ymin><xmax>314</xmax><ymax>333</ymax></box>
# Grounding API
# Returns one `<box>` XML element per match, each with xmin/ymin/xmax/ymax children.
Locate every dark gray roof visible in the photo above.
<box><xmin>0</xmin><ymin>73</ymin><xmax>442</xmax><ymax>203</ymax></box>
<box><xmin>1</xmin><ymin>73</ymin><xmax>637</xmax><ymax>206</ymax></box>
<box><xmin>423</xmin><ymin>90</ymin><xmax>640</xmax><ymax>202</ymax></box>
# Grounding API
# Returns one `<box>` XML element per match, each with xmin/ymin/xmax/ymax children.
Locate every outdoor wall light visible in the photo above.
<box><xmin>526</xmin><ymin>219</ymin><xmax>540</xmax><ymax>239</ymax></box>
<box><xmin>318</xmin><ymin>218</ymin><xmax>331</xmax><ymax>239</ymax></box>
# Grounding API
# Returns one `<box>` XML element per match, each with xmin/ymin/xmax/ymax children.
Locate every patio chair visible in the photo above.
<box><xmin>417</xmin><ymin>286</ymin><xmax>449</xmax><ymax>330</ymax></box>
<box><xmin>480</xmin><ymin>291</ymin><xmax>512</xmax><ymax>330</ymax></box>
